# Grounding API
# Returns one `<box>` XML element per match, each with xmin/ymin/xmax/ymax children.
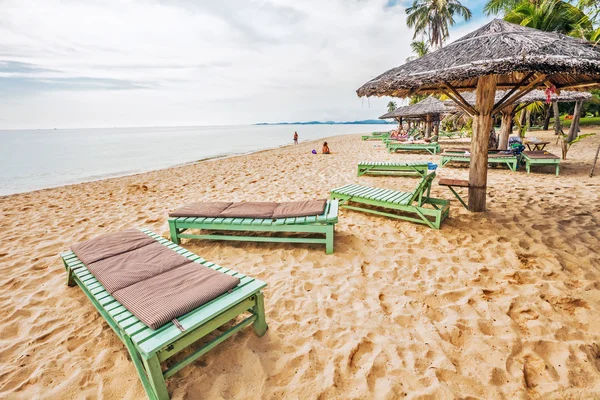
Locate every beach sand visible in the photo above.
<box><xmin>1</xmin><ymin>129</ymin><xmax>600</xmax><ymax>399</ymax></box>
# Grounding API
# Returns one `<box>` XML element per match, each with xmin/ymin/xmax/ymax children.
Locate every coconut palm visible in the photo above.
<box><xmin>405</xmin><ymin>0</ymin><xmax>472</xmax><ymax>48</ymax></box>
<box><xmin>503</xmin><ymin>0</ymin><xmax>592</xmax><ymax>37</ymax></box>
<box><xmin>406</xmin><ymin>39</ymin><xmax>430</xmax><ymax>62</ymax></box>
<box><xmin>483</xmin><ymin>0</ymin><xmax>529</xmax><ymax>16</ymax></box>
<box><xmin>387</xmin><ymin>101</ymin><xmax>397</xmax><ymax>113</ymax></box>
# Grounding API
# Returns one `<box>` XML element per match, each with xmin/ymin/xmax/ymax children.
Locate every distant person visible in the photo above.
<box><xmin>293</xmin><ymin>131</ymin><xmax>298</xmax><ymax>144</ymax></box>
<box><xmin>322</xmin><ymin>141</ymin><xmax>331</xmax><ymax>154</ymax></box>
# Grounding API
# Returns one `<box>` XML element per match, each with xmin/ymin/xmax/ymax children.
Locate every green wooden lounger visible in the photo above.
<box><xmin>169</xmin><ymin>200</ymin><xmax>339</xmax><ymax>254</ymax></box>
<box><xmin>439</xmin><ymin>130</ymin><xmax>464</xmax><ymax>139</ymax></box>
<box><xmin>522</xmin><ymin>151</ymin><xmax>560</xmax><ymax>176</ymax></box>
<box><xmin>361</xmin><ymin>131</ymin><xmax>391</xmax><ymax>141</ymax></box>
<box><xmin>440</xmin><ymin>151</ymin><xmax>518</xmax><ymax>171</ymax></box>
<box><xmin>357</xmin><ymin>161</ymin><xmax>429</xmax><ymax>177</ymax></box>
<box><xmin>386</xmin><ymin>141</ymin><xmax>441</xmax><ymax>155</ymax></box>
<box><xmin>330</xmin><ymin>172</ymin><xmax>450</xmax><ymax>229</ymax></box>
<box><xmin>61</xmin><ymin>229</ymin><xmax>267</xmax><ymax>400</ymax></box>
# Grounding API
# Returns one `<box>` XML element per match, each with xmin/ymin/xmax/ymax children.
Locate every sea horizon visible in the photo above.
<box><xmin>0</xmin><ymin>124</ymin><xmax>389</xmax><ymax>196</ymax></box>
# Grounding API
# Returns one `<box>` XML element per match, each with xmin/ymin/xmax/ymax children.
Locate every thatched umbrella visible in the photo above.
<box><xmin>357</xmin><ymin>19</ymin><xmax>600</xmax><ymax>212</ymax></box>
<box><xmin>446</xmin><ymin>90</ymin><xmax>593</xmax><ymax>148</ymax></box>
<box><xmin>379</xmin><ymin>96</ymin><xmax>454</xmax><ymax>136</ymax></box>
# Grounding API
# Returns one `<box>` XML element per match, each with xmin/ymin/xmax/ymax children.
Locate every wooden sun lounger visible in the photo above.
<box><xmin>169</xmin><ymin>200</ymin><xmax>339</xmax><ymax>254</ymax></box>
<box><xmin>357</xmin><ymin>161</ymin><xmax>429</xmax><ymax>177</ymax></box>
<box><xmin>522</xmin><ymin>151</ymin><xmax>560</xmax><ymax>176</ymax></box>
<box><xmin>439</xmin><ymin>130</ymin><xmax>464</xmax><ymax>139</ymax></box>
<box><xmin>330</xmin><ymin>172</ymin><xmax>450</xmax><ymax>229</ymax></box>
<box><xmin>386</xmin><ymin>141</ymin><xmax>441</xmax><ymax>155</ymax></box>
<box><xmin>439</xmin><ymin>151</ymin><xmax>519</xmax><ymax>171</ymax></box>
<box><xmin>361</xmin><ymin>131</ymin><xmax>391</xmax><ymax>140</ymax></box>
<box><xmin>61</xmin><ymin>229</ymin><xmax>267</xmax><ymax>400</ymax></box>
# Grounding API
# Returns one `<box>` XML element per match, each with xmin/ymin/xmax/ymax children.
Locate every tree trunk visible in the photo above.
<box><xmin>553</xmin><ymin>100</ymin><xmax>563</xmax><ymax>135</ymax></box>
<box><xmin>434</xmin><ymin>121</ymin><xmax>439</xmax><ymax>137</ymax></box>
<box><xmin>542</xmin><ymin>104</ymin><xmax>551</xmax><ymax>130</ymax></box>
<box><xmin>468</xmin><ymin>75</ymin><xmax>496</xmax><ymax>212</ymax></box>
<box><xmin>567</xmin><ymin>100</ymin><xmax>583</xmax><ymax>143</ymax></box>
<box><xmin>499</xmin><ymin>104</ymin><xmax>516</xmax><ymax>150</ymax></box>
<box><xmin>425</xmin><ymin>114</ymin><xmax>432</xmax><ymax>138</ymax></box>
<box><xmin>525</xmin><ymin>108</ymin><xmax>531</xmax><ymax>132</ymax></box>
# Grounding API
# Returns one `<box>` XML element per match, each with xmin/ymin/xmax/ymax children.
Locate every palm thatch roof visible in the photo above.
<box><xmin>379</xmin><ymin>96</ymin><xmax>453</xmax><ymax>119</ymax></box>
<box><xmin>357</xmin><ymin>19</ymin><xmax>600</xmax><ymax>98</ymax></box>
<box><xmin>444</xmin><ymin>90</ymin><xmax>593</xmax><ymax>107</ymax></box>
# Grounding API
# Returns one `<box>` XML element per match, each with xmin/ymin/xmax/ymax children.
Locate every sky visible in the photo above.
<box><xmin>0</xmin><ymin>0</ymin><xmax>492</xmax><ymax>129</ymax></box>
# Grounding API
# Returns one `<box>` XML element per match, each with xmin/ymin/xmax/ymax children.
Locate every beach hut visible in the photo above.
<box><xmin>446</xmin><ymin>90</ymin><xmax>593</xmax><ymax>149</ymax></box>
<box><xmin>379</xmin><ymin>96</ymin><xmax>455</xmax><ymax>137</ymax></box>
<box><xmin>357</xmin><ymin>19</ymin><xmax>600</xmax><ymax>212</ymax></box>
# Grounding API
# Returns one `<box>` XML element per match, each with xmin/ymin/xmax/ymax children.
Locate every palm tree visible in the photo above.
<box><xmin>406</xmin><ymin>0</ymin><xmax>472</xmax><ymax>48</ymax></box>
<box><xmin>406</xmin><ymin>39</ymin><xmax>430</xmax><ymax>62</ymax></box>
<box><xmin>503</xmin><ymin>0</ymin><xmax>592</xmax><ymax>37</ymax></box>
<box><xmin>483</xmin><ymin>0</ymin><xmax>528</xmax><ymax>16</ymax></box>
<box><xmin>387</xmin><ymin>101</ymin><xmax>397</xmax><ymax>113</ymax></box>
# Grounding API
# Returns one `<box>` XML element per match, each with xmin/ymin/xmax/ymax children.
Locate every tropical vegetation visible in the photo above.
<box><xmin>405</xmin><ymin>0</ymin><xmax>472</xmax><ymax>48</ymax></box>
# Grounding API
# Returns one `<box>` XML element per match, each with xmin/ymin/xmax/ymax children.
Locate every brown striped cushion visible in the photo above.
<box><xmin>87</xmin><ymin>242</ymin><xmax>193</xmax><ymax>293</ymax></box>
<box><xmin>272</xmin><ymin>200</ymin><xmax>327</xmax><ymax>219</ymax></box>
<box><xmin>71</xmin><ymin>229</ymin><xmax>155</xmax><ymax>265</ymax></box>
<box><xmin>218</xmin><ymin>202</ymin><xmax>278</xmax><ymax>219</ymax></box>
<box><xmin>112</xmin><ymin>262</ymin><xmax>241</xmax><ymax>330</ymax></box>
<box><xmin>169</xmin><ymin>202</ymin><xmax>232</xmax><ymax>218</ymax></box>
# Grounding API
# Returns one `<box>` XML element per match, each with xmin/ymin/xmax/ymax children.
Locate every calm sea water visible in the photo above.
<box><xmin>0</xmin><ymin>124</ymin><xmax>389</xmax><ymax>196</ymax></box>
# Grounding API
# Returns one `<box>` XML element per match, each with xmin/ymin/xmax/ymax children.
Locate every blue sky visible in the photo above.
<box><xmin>0</xmin><ymin>0</ymin><xmax>491</xmax><ymax>129</ymax></box>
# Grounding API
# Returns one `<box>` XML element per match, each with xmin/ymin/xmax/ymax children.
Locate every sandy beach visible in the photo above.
<box><xmin>1</xmin><ymin>129</ymin><xmax>600</xmax><ymax>399</ymax></box>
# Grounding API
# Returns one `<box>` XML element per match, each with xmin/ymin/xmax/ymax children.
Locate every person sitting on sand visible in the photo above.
<box><xmin>322</xmin><ymin>142</ymin><xmax>331</xmax><ymax>154</ymax></box>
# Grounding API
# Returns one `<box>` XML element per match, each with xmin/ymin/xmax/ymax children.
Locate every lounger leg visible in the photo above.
<box><xmin>449</xmin><ymin>187</ymin><xmax>468</xmax><ymax>209</ymax></box>
<box><xmin>122</xmin><ymin>336</ymin><xmax>165</xmax><ymax>400</ymax></box>
<box><xmin>168</xmin><ymin>220</ymin><xmax>180</xmax><ymax>245</ymax></box>
<box><xmin>66</xmin><ymin>267</ymin><xmax>76</xmax><ymax>287</ymax></box>
<box><xmin>142</xmin><ymin>355</ymin><xmax>170</xmax><ymax>400</ymax></box>
<box><xmin>252</xmin><ymin>292</ymin><xmax>268</xmax><ymax>337</ymax></box>
<box><xmin>325</xmin><ymin>225</ymin><xmax>334</xmax><ymax>254</ymax></box>
<box><xmin>526</xmin><ymin>163</ymin><xmax>530</xmax><ymax>174</ymax></box>
<box><xmin>556</xmin><ymin>164</ymin><xmax>560</xmax><ymax>176</ymax></box>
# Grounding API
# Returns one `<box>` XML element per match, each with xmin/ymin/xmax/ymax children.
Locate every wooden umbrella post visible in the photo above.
<box><xmin>468</xmin><ymin>75</ymin><xmax>497</xmax><ymax>212</ymax></box>
<box><xmin>426</xmin><ymin>114</ymin><xmax>432</xmax><ymax>138</ymax></box>
<box><xmin>499</xmin><ymin>104</ymin><xmax>516</xmax><ymax>150</ymax></box>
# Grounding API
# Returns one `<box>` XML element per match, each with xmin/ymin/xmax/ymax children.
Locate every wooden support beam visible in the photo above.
<box><xmin>468</xmin><ymin>75</ymin><xmax>497</xmax><ymax>212</ymax></box>
<box><xmin>492</xmin><ymin>74</ymin><xmax>547</xmax><ymax>114</ymax></box>
<box><xmin>492</xmin><ymin>72</ymin><xmax>534</xmax><ymax>112</ymax></box>
<box><xmin>442</xmin><ymin>91</ymin><xmax>474</xmax><ymax>116</ymax></box>
<box><xmin>556</xmin><ymin>81</ymin><xmax>600</xmax><ymax>90</ymax></box>
<box><xmin>443</xmin><ymin>82</ymin><xmax>479</xmax><ymax>116</ymax></box>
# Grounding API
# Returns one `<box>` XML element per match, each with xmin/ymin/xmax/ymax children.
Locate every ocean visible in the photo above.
<box><xmin>0</xmin><ymin>124</ymin><xmax>389</xmax><ymax>196</ymax></box>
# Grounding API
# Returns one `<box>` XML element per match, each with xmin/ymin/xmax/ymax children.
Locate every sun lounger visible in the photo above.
<box><xmin>439</xmin><ymin>130</ymin><xmax>464</xmax><ymax>139</ymax></box>
<box><xmin>522</xmin><ymin>151</ymin><xmax>560</xmax><ymax>176</ymax></box>
<box><xmin>330</xmin><ymin>172</ymin><xmax>449</xmax><ymax>229</ymax></box>
<box><xmin>361</xmin><ymin>131</ymin><xmax>392</xmax><ymax>140</ymax></box>
<box><xmin>440</xmin><ymin>150</ymin><xmax>518</xmax><ymax>171</ymax></box>
<box><xmin>61</xmin><ymin>228</ymin><xmax>267</xmax><ymax>400</ymax></box>
<box><xmin>357</xmin><ymin>161</ymin><xmax>429</xmax><ymax>177</ymax></box>
<box><xmin>168</xmin><ymin>199</ymin><xmax>338</xmax><ymax>254</ymax></box>
<box><xmin>386</xmin><ymin>141</ymin><xmax>441</xmax><ymax>155</ymax></box>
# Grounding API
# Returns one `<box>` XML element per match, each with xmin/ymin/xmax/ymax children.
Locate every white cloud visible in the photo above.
<box><xmin>0</xmin><ymin>0</ymin><xmax>486</xmax><ymax>129</ymax></box>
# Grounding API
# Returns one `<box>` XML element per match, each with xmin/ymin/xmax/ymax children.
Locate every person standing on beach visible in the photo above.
<box><xmin>293</xmin><ymin>131</ymin><xmax>298</xmax><ymax>144</ymax></box>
